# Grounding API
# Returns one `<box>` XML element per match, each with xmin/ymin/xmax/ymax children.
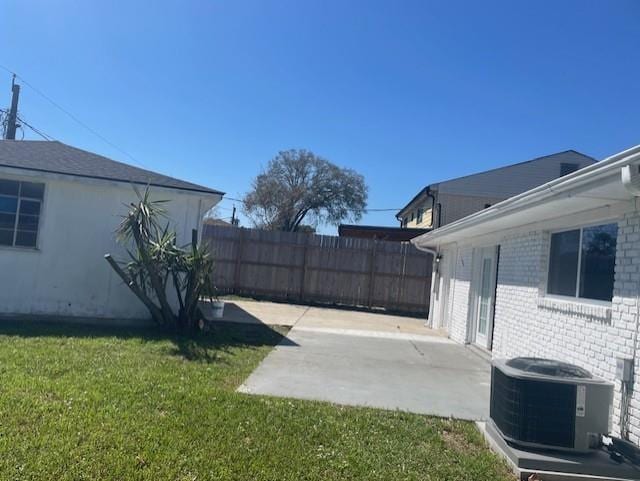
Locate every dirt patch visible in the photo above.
<box><xmin>440</xmin><ymin>425</ymin><xmax>483</xmax><ymax>455</ymax></box>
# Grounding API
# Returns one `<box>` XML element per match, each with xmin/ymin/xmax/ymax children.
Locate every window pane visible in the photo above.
<box><xmin>0</xmin><ymin>213</ymin><xmax>16</xmax><ymax>229</ymax></box>
<box><xmin>15</xmin><ymin>230</ymin><xmax>37</xmax><ymax>247</ymax></box>
<box><xmin>579</xmin><ymin>223</ymin><xmax>618</xmax><ymax>301</ymax></box>
<box><xmin>18</xmin><ymin>214</ymin><xmax>39</xmax><ymax>232</ymax></box>
<box><xmin>0</xmin><ymin>196</ymin><xmax>18</xmax><ymax>214</ymax></box>
<box><xmin>20</xmin><ymin>181</ymin><xmax>44</xmax><ymax>199</ymax></box>
<box><xmin>19</xmin><ymin>200</ymin><xmax>41</xmax><ymax>216</ymax></box>
<box><xmin>0</xmin><ymin>229</ymin><xmax>13</xmax><ymax>246</ymax></box>
<box><xmin>548</xmin><ymin>229</ymin><xmax>580</xmax><ymax>296</ymax></box>
<box><xmin>0</xmin><ymin>179</ymin><xmax>19</xmax><ymax>196</ymax></box>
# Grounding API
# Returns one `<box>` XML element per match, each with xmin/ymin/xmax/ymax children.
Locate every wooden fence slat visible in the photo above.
<box><xmin>366</xmin><ymin>241</ymin><xmax>377</xmax><ymax>308</ymax></box>
<box><xmin>205</xmin><ymin>226</ymin><xmax>432</xmax><ymax>316</ymax></box>
<box><xmin>233</xmin><ymin>228</ymin><xmax>245</xmax><ymax>290</ymax></box>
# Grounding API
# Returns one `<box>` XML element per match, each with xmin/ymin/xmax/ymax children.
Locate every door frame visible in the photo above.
<box><xmin>429</xmin><ymin>246</ymin><xmax>456</xmax><ymax>330</ymax></box>
<box><xmin>467</xmin><ymin>245</ymin><xmax>499</xmax><ymax>350</ymax></box>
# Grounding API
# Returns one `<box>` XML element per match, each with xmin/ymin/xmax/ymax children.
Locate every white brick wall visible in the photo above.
<box><xmin>442</xmin><ymin>208</ymin><xmax>640</xmax><ymax>444</ymax></box>
<box><xmin>447</xmin><ymin>246</ymin><xmax>473</xmax><ymax>343</ymax></box>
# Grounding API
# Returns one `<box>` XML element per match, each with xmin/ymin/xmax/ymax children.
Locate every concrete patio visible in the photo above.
<box><xmin>222</xmin><ymin>300</ymin><xmax>490</xmax><ymax>420</ymax></box>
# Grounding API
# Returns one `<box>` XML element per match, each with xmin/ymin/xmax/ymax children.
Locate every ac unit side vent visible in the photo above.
<box><xmin>490</xmin><ymin>367</ymin><xmax>576</xmax><ymax>448</ymax></box>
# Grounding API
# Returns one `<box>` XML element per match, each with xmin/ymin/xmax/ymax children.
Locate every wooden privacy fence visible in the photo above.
<box><xmin>203</xmin><ymin>225</ymin><xmax>433</xmax><ymax>316</ymax></box>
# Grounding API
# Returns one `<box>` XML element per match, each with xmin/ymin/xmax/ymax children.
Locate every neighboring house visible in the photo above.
<box><xmin>397</xmin><ymin>150</ymin><xmax>596</xmax><ymax>229</ymax></box>
<box><xmin>413</xmin><ymin>144</ymin><xmax>640</xmax><ymax>445</ymax></box>
<box><xmin>0</xmin><ymin>140</ymin><xmax>223</xmax><ymax>322</ymax></box>
<box><xmin>338</xmin><ymin>224</ymin><xmax>429</xmax><ymax>242</ymax></box>
<box><xmin>203</xmin><ymin>217</ymin><xmax>236</xmax><ymax>237</ymax></box>
<box><xmin>204</xmin><ymin>217</ymin><xmax>233</xmax><ymax>227</ymax></box>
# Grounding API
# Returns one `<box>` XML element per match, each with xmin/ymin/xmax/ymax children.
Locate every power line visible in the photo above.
<box><xmin>17</xmin><ymin>114</ymin><xmax>55</xmax><ymax>141</ymax></box>
<box><xmin>0</xmin><ymin>64</ymin><xmax>149</xmax><ymax>169</ymax></box>
<box><xmin>217</xmin><ymin>196</ymin><xmax>401</xmax><ymax>212</ymax></box>
<box><xmin>1</xmin><ymin>104</ymin><xmax>55</xmax><ymax>141</ymax></box>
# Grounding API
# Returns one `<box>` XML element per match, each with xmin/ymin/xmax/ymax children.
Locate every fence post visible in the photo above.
<box><xmin>233</xmin><ymin>228</ymin><xmax>245</xmax><ymax>294</ymax></box>
<box><xmin>367</xmin><ymin>240</ymin><xmax>377</xmax><ymax>308</ymax></box>
<box><xmin>299</xmin><ymin>235</ymin><xmax>310</xmax><ymax>302</ymax></box>
<box><xmin>396</xmin><ymin>245</ymin><xmax>407</xmax><ymax>310</ymax></box>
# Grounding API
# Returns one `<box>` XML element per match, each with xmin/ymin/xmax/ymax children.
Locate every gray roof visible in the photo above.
<box><xmin>0</xmin><ymin>140</ymin><xmax>223</xmax><ymax>195</ymax></box>
<box><xmin>398</xmin><ymin>150</ymin><xmax>597</xmax><ymax>216</ymax></box>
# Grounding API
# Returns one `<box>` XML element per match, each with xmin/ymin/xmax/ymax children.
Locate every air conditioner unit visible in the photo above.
<box><xmin>490</xmin><ymin>358</ymin><xmax>613</xmax><ymax>453</ymax></box>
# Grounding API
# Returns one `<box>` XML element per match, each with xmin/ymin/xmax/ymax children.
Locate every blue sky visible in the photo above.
<box><xmin>2</xmin><ymin>1</ymin><xmax>639</xmax><ymax>233</ymax></box>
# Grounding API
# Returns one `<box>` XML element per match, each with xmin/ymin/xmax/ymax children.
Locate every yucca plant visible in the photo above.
<box><xmin>105</xmin><ymin>187</ymin><xmax>214</xmax><ymax>330</ymax></box>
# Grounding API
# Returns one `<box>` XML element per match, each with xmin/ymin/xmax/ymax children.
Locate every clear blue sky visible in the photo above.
<box><xmin>2</xmin><ymin>1</ymin><xmax>639</xmax><ymax>233</ymax></box>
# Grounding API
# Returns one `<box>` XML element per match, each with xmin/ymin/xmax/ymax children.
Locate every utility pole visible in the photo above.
<box><xmin>231</xmin><ymin>205</ymin><xmax>239</xmax><ymax>226</ymax></box>
<box><xmin>5</xmin><ymin>75</ymin><xmax>20</xmax><ymax>140</ymax></box>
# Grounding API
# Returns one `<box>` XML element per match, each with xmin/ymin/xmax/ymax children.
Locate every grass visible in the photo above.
<box><xmin>0</xmin><ymin>320</ymin><xmax>513</xmax><ymax>481</ymax></box>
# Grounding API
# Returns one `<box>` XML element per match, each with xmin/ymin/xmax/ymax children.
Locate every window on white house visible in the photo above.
<box><xmin>547</xmin><ymin>223</ymin><xmax>618</xmax><ymax>301</ymax></box>
<box><xmin>0</xmin><ymin>179</ymin><xmax>44</xmax><ymax>248</ymax></box>
<box><xmin>417</xmin><ymin>208</ymin><xmax>423</xmax><ymax>224</ymax></box>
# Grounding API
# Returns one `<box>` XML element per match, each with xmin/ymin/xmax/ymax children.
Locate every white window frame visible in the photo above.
<box><xmin>545</xmin><ymin>221</ymin><xmax>618</xmax><ymax>305</ymax></box>
<box><xmin>0</xmin><ymin>178</ymin><xmax>45</xmax><ymax>250</ymax></box>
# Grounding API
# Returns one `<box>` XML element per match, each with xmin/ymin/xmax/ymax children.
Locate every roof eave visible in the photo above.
<box><xmin>0</xmin><ymin>163</ymin><xmax>225</xmax><ymax>197</ymax></box>
<box><xmin>396</xmin><ymin>186</ymin><xmax>434</xmax><ymax>218</ymax></box>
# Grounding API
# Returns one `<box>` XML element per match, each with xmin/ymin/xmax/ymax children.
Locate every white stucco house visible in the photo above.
<box><xmin>0</xmin><ymin>140</ymin><xmax>223</xmax><ymax>323</ymax></box>
<box><xmin>413</xmin><ymin>144</ymin><xmax>640</xmax><ymax>445</ymax></box>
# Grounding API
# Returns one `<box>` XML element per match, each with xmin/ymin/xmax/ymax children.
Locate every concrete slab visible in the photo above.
<box><xmin>239</xmin><ymin>327</ymin><xmax>490</xmax><ymax>420</ymax></box>
<box><xmin>296</xmin><ymin>305</ymin><xmax>445</xmax><ymax>337</ymax></box>
<box><xmin>218</xmin><ymin>300</ymin><xmax>445</xmax><ymax>340</ymax></box>
<box><xmin>478</xmin><ymin>421</ymin><xmax>640</xmax><ymax>481</ymax></box>
<box><xmin>219</xmin><ymin>300</ymin><xmax>309</xmax><ymax>327</ymax></box>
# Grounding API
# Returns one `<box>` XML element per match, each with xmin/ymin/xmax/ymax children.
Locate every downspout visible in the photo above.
<box><xmin>425</xmin><ymin>188</ymin><xmax>439</xmax><ymax>229</ymax></box>
<box><xmin>413</xmin><ymin>241</ymin><xmax>440</xmax><ymax>327</ymax></box>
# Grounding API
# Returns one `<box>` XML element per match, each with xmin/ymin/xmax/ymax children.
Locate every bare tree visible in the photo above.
<box><xmin>243</xmin><ymin>149</ymin><xmax>367</xmax><ymax>231</ymax></box>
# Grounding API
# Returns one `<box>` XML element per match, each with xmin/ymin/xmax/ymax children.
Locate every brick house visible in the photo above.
<box><xmin>412</xmin><ymin>144</ymin><xmax>640</xmax><ymax>445</ymax></box>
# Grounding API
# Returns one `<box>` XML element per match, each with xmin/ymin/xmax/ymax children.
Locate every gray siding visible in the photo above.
<box><xmin>437</xmin><ymin>193</ymin><xmax>505</xmax><ymax>225</ymax></box>
<box><xmin>435</xmin><ymin>151</ymin><xmax>595</xmax><ymax>198</ymax></box>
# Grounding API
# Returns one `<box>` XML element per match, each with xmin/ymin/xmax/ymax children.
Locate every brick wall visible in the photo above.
<box><xmin>443</xmin><ymin>209</ymin><xmax>640</xmax><ymax>444</ymax></box>
<box><xmin>446</xmin><ymin>246</ymin><xmax>473</xmax><ymax>344</ymax></box>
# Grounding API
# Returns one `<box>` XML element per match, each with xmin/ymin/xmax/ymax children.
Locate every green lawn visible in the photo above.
<box><xmin>0</xmin><ymin>321</ymin><xmax>513</xmax><ymax>480</ymax></box>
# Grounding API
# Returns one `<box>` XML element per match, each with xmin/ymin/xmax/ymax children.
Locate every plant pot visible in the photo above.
<box><xmin>199</xmin><ymin>300</ymin><xmax>225</xmax><ymax>321</ymax></box>
<box><xmin>211</xmin><ymin>300</ymin><xmax>225</xmax><ymax>319</ymax></box>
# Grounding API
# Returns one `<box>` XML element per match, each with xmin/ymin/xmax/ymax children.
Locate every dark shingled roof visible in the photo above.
<box><xmin>0</xmin><ymin>140</ymin><xmax>223</xmax><ymax>195</ymax></box>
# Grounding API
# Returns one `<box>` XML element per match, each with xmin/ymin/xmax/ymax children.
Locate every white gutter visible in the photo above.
<box><xmin>412</xmin><ymin>144</ymin><xmax>640</xmax><ymax>248</ymax></box>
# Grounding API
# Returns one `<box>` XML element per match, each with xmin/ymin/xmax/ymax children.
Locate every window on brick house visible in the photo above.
<box><xmin>547</xmin><ymin>223</ymin><xmax>618</xmax><ymax>301</ymax></box>
<box><xmin>0</xmin><ymin>178</ymin><xmax>44</xmax><ymax>248</ymax></box>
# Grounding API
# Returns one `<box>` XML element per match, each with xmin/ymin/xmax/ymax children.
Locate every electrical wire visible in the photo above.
<box><xmin>217</xmin><ymin>196</ymin><xmax>401</xmax><ymax>212</ymax></box>
<box><xmin>0</xmin><ymin>64</ymin><xmax>150</xmax><ymax>170</ymax></box>
<box><xmin>1</xmin><ymin>65</ymin><xmax>406</xmax><ymax>215</ymax></box>
<box><xmin>16</xmin><ymin>114</ymin><xmax>55</xmax><ymax>141</ymax></box>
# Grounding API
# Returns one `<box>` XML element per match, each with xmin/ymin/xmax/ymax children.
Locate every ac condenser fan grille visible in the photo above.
<box><xmin>490</xmin><ymin>366</ymin><xmax>576</xmax><ymax>448</ymax></box>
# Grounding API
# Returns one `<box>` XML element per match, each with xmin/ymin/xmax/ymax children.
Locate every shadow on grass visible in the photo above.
<box><xmin>0</xmin><ymin>319</ymin><xmax>295</xmax><ymax>363</ymax></box>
